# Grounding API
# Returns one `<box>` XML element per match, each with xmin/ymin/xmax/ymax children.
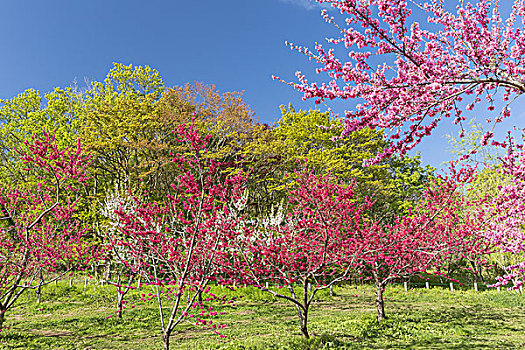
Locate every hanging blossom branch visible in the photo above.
<box><xmin>275</xmin><ymin>0</ymin><xmax>525</xmax><ymax>163</ymax></box>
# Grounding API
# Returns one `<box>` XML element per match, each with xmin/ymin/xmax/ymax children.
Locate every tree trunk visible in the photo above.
<box><xmin>0</xmin><ymin>307</ymin><xmax>5</xmax><ymax>332</ymax></box>
<box><xmin>375</xmin><ymin>281</ymin><xmax>386</xmax><ymax>322</ymax></box>
<box><xmin>300</xmin><ymin>281</ymin><xmax>310</xmax><ymax>338</ymax></box>
<box><xmin>104</xmin><ymin>259</ymin><xmax>112</xmax><ymax>281</ymax></box>
<box><xmin>294</xmin><ymin>302</ymin><xmax>310</xmax><ymax>338</ymax></box>
<box><xmin>117</xmin><ymin>292</ymin><xmax>123</xmax><ymax>319</ymax></box>
<box><xmin>197</xmin><ymin>289</ymin><xmax>203</xmax><ymax>305</ymax></box>
<box><xmin>162</xmin><ymin>332</ymin><xmax>171</xmax><ymax>350</ymax></box>
<box><xmin>36</xmin><ymin>285</ymin><xmax>41</xmax><ymax>304</ymax></box>
<box><xmin>300</xmin><ymin>316</ymin><xmax>309</xmax><ymax>338</ymax></box>
<box><xmin>291</xmin><ymin>283</ymin><xmax>310</xmax><ymax>339</ymax></box>
<box><xmin>36</xmin><ymin>270</ymin><xmax>43</xmax><ymax>304</ymax></box>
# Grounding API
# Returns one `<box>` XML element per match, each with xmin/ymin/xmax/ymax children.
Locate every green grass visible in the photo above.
<box><xmin>1</xmin><ymin>281</ymin><xmax>525</xmax><ymax>349</ymax></box>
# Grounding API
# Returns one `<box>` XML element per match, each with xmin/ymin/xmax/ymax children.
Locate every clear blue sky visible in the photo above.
<box><xmin>0</xmin><ymin>0</ymin><xmax>523</xmax><ymax>169</ymax></box>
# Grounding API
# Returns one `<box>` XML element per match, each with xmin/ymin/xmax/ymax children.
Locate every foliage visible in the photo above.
<box><xmin>243</xmin><ymin>106</ymin><xmax>434</xmax><ymax>218</ymax></box>
<box><xmin>79</xmin><ymin>66</ymin><xmax>258</xmax><ymax>228</ymax></box>
<box><xmin>78</xmin><ymin>63</ymin><xmax>166</xmax><ymax>193</ymax></box>
<box><xmin>160</xmin><ymin>81</ymin><xmax>258</xmax><ymax>162</ymax></box>
<box><xmin>0</xmin><ymin>88</ymin><xmax>84</xmax><ymax>186</ymax></box>
<box><xmin>243</xmin><ymin>106</ymin><xmax>388</xmax><ymax>195</ymax></box>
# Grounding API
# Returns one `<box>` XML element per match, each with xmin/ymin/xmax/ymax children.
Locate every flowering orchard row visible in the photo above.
<box><xmin>0</xmin><ymin>123</ymin><xmax>502</xmax><ymax>350</ymax></box>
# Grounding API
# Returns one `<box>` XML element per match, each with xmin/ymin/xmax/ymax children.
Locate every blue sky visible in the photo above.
<box><xmin>0</xmin><ymin>0</ymin><xmax>522</xmax><ymax>169</ymax></box>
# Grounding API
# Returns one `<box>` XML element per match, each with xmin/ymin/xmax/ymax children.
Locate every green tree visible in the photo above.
<box><xmin>243</xmin><ymin>106</ymin><xmax>434</xmax><ymax>218</ymax></box>
<box><xmin>78</xmin><ymin>63</ymin><xmax>165</xmax><ymax>193</ymax></box>
<box><xmin>0</xmin><ymin>88</ymin><xmax>84</xmax><ymax>186</ymax></box>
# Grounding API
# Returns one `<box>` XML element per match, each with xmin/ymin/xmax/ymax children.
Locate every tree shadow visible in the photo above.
<box><xmin>315</xmin><ymin>303</ymin><xmax>525</xmax><ymax>349</ymax></box>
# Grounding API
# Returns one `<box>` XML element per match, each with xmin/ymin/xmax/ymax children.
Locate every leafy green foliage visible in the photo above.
<box><xmin>0</xmin><ymin>88</ymin><xmax>84</xmax><ymax>186</ymax></box>
<box><xmin>243</xmin><ymin>106</ymin><xmax>434</xmax><ymax>218</ymax></box>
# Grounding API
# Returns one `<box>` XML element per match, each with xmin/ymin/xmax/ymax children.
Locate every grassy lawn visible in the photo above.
<box><xmin>1</xmin><ymin>281</ymin><xmax>525</xmax><ymax>349</ymax></box>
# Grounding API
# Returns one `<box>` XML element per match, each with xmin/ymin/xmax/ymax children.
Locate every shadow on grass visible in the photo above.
<box><xmin>314</xmin><ymin>305</ymin><xmax>525</xmax><ymax>350</ymax></box>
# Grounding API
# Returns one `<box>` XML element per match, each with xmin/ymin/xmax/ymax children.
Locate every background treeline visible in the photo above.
<box><xmin>0</xmin><ymin>63</ymin><xmax>434</xmax><ymax>227</ymax></box>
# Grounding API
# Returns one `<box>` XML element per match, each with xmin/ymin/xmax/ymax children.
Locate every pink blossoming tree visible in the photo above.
<box><xmin>0</xmin><ymin>130</ymin><xmax>94</xmax><ymax>331</ymax></box>
<box><xmin>112</xmin><ymin>123</ymin><xmax>245</xmax><ymax>350</ymax></box>
<box><xmin>486</xmin><ymin>136</ymin><xmax>525</xmax><ymax>290</ymax></box>
<box><xmin>234</xmin><ymin>172</ymin><xmax>372</xmax><ymax>338</ymax></box>
<box><xmin>361</xmin><ymin>167</ymin><xmax>491</xmax><ymax>321</ymax></box>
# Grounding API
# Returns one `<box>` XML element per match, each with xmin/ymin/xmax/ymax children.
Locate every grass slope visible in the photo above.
<box><xmin>1</xmin><ymin>282</ymin><xmax>525</xmax><ymax>349</ymax></box>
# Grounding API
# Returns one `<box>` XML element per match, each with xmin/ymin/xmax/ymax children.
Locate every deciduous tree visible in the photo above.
<box><xmin>111</xmin><ymin>122</ymin><xmax>245</xmax><ymax>350</ymax></box>
<box><xmin>234</xmin><ymin>172</ymin><xmax>372</xmax><ymax>338</ymax></box>
<box><xmin>361</xmin><ymin>167</ymin><xmax>490</xmax><ymax>321</ymax></box>
<box><xmin>486</xmin><ymin>135</ymin><xmax>525</xmax><ymax>290</ymax></box>
<box><xmin>0</xmin><ymin>130</ymin><xmax>95</xmax><ymax>331</ymax></box>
